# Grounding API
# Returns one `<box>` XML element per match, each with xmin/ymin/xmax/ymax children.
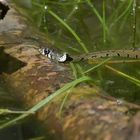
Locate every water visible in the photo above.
<box><xmin>0</xmin><ymin>82</ymin><xmax>24</xmax><ymax>140</ymax></box>
<box><xmin>0</xmin><ymin>47</ymin><xmax>26</xmax><ymax>74</ymax></box>
<box><xmin>13</xmin><ymin>0</ymin><xmax>140</xmax><ymax>103</ymax></box>
<box><xmin>94</xmin><ymin>62</ymin><xmax>140</xmax><ymax>103</ymax></box>
<box><xmin>0</xmin><ymin>1</ymin><xmax>139</xmax><ymax>139</ymax></box>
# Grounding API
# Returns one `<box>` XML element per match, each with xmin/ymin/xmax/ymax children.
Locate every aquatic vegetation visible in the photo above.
<box><xmin>12</xmin><ymin>0</ymin><xmax>140</xmax><ymax>108</ymax></box>
<box><xmin>14</xmin><ymin>0</ymin><xmax>140</xmax><ymax>51</ymax></box>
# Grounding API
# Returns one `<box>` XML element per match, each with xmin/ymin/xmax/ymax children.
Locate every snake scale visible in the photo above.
<box><xmin>39</xmin><ymin>48</ymin><xmax>140</xmax><ymax>63</ymax></box>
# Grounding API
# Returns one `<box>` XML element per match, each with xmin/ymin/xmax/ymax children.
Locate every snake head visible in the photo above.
<box><xmin>39</xmin><ymin>48</ymin><xmax>73</xmax><ymax>63</ymax></box>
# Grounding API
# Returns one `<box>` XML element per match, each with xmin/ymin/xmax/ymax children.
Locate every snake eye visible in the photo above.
<box><xmin>44</xmin><ymin>48</ymin><xmax>50</xmax><ymax>55</ymax></box>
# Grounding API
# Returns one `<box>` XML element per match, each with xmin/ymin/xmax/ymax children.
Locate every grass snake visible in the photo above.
<box><xmin>39</xmin><ymin>48</ymin><xmax>140</xmax><ymax>63</ymax></box>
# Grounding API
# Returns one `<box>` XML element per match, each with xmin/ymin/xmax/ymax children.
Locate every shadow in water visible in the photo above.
<box><xmin>0</xmin><ymin>125</ymin><xmax>23</xmax><ymax>140</ymax></box>
<box><xmin>0</xmin><ymin>47</ymin><xmax>26</xmax><ymax>74</ymax></box>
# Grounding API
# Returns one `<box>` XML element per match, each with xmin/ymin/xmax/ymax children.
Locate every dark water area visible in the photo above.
<box><xmin>0</xmin><ymin>83</ymin><xmax>45</xmax><ymax>140</ymax></box>
<box><xmin>0</xmin><ymin>77</ymin><xmax>23</xmax><ymax>140</ymax></box>
<box><xmin>0</xmin><ymin>84</ymin><xmax>23</xmax><ymax>140</ymax></box>
<box><xmin>0</xmin><ymin>115</ymin><xmax>45</xmax><ymax>140</ymax></box>
<box><xmin>101</xmin><ymin>63</ymin><xmax>140</xmax><ymax>103</ymax></box>
<box><xmin>0</xmin><ymin>47</ymin><xmax>26</xmax><ymax>74</ymax></box>
<box><xmin>0</xmin><ymin>47</ymin><xmax>37</xmax><ymax>140</ymax></box>
<box><xmin>0</xmin><ymin>125</ymin><xmax>23</xmax><ymax>140</ymax></box>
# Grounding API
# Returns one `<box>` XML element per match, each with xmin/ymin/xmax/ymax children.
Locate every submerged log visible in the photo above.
<box><xmin>0</xmin><ymin>3</ymin><xmax>140</xmax><ymax>140</ymax></box>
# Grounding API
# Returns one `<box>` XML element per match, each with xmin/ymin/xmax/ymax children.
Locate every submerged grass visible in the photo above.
<box><xmin>110</xmin><ymin>0</ymin><xmax>133</xmax><ymax>27</ymax></box>
<box><xmin>86</xmin><ymin>0</ymin><xmax>109</xmax><ymax>34</ymax></box>
<box><xmin>84</xmin><ymin>58</ymin><xmax>111</xmax><ymax>74</ymax></box>
<box><xmin>70</xmin><ymin>62</ymin><xmax>78</xmax><ymax>79</ymax></box>
<box><xmin>106</xmin><ymin>65</ymin><xmax>140</xmax><ymax>86</ymax></box>
<box><xmin>0</xmin><ymin>109</ymin><xmax>34</xmax><ymax>115</ymax></box>
<box><xmin>47</xmin><ymin>8</ymin><xmax>89</xmax><ymax>53</ymax></box>
<box><xmin>132</xmin><ymin>0</ymin><xmax>137</xmax><ymax>48</ymax></box>
<box><xmin>102</xmin><ymin>0</ymin><xmax>106</xmax><ymax>43</ymax></box>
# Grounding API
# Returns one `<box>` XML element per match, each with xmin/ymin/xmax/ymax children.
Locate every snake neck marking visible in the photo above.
<box><xmin>39</xmin><ymin>48</ymin><xmax>140</xmax><ymax>62</ymax></box>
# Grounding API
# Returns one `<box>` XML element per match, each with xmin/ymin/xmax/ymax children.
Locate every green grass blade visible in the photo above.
<box><xmin>58</xmin><ymin>86</ymin><xmax>74</xmax><ymax>116</ymax></box>
<box><xmin>84</xmin><ymin>58</ymin><xmax>111</xmax><ymax>74</ymax></box>
<box><xmin>102</xmin><ymin>0</ymin><xmax>106</xmax><ymax>43</ymax></box>
<box><xmin>0</xmin><ymin>109</ymin><xmax>34</xmax><ymax>115</ymax></box>
<box><xmin>76</xmin><ymin>64</ymin><xmax>85</xmax><ymax>76</ymax></box>
<box><xmin>70</xmin><ymin>62</ymin><xmax>78</xmax><ymax>79</ymax></box>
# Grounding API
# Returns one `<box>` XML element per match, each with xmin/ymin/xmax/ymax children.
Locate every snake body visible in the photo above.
<box><xmin>39</xmin><ymin>48</ymin><xmax>140</xmax><ymax>62</ymax></box>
